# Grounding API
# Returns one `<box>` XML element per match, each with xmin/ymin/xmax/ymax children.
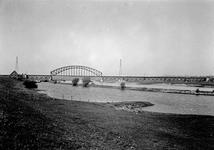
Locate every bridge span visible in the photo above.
<box><xmin>26</xmin><ymin>75</ymin><xmax>214</xmax><ymax>86</ymax></box>
<box><xmin>23</xmin><ymin>65</ymin><xmax>214</xmax><ymax>85</ymax></box>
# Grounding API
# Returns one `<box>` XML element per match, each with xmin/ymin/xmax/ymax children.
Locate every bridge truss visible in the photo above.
<box><xmin>50</xmin><ymin>65</ymin><xmax>102</xmax><ymax>76</ymax></box>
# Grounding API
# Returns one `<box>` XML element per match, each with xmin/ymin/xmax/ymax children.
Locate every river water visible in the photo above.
<box><xmin>37</xmin><ymin>82</ymin><xmax>214</xmax><ymax>116</ymax></box>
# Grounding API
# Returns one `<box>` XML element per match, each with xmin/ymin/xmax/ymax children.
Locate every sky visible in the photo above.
<box><xmin>1</xmin><ymin>0</ymin><xmax>214</xmax><ymax>76</ymax></box>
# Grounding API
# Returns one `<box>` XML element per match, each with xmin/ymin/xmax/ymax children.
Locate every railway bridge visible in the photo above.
<box><xmin>19</xmin><ymin>65</ymin><xmax>214</xmax><ymax>85</ymax></box>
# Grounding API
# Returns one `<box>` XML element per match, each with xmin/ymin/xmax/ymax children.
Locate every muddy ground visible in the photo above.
<box><xmin>0</xmin><ymin>77</ymin><xmax>214</xmax><ymax>149</ymax></box>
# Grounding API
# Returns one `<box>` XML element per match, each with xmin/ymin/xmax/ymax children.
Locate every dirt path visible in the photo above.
<box><xmin>0</xmin><ymin>77</ymin><xmax>214</xmax><ymax>149</ymax></box>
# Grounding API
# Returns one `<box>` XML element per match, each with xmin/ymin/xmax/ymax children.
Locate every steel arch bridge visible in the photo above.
<box><xmin>50</xmin><ymin>65</ymin><xmax>102</xmax><ymax>76</ymax></box>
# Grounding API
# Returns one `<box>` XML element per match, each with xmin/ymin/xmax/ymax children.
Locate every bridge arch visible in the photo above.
<box><xmin>50</xmin><ymin>65</ymin><xmax>102</xmax><ymax>76</ymax></box>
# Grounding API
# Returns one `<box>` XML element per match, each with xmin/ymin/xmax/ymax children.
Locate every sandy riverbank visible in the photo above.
<box><xmin>0</xmin><ymin>77</ymin><xmax>214</xmax><ymax>149</ymax></box>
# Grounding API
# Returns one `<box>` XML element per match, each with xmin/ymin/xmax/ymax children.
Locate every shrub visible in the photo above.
<box><xmin>72</xmin><ymin>78</ymin><xmax>79</xmax><ymax>86</ymax></box>
<box><xmin>196</xmin><ymin>88</ymin><xmax>200</xmax><ymax>93</ymax></box>
<box><xmin>17</xmin><ymin>77</ymin><xmax>23</xmax><ymax>81</ymax></box>
<box><xmin>120</xmin><ymin>82</ymin><xmax>126</xmax><ymax>90</ymax></box>
<box><xmin>23</xmin><ymin>80</ymin><xmax>38</xmax><ymax>89</ymax></box>
<box><xmin>82</xmin><ymin>79</ymin><xmax>91</xmax><ymax>87</ymax></box>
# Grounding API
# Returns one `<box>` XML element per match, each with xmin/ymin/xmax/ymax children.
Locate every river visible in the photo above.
<box><xmin>37</xmin><ymin>82</ymin><xmax>214</xmax><ymax>116</ymax></box>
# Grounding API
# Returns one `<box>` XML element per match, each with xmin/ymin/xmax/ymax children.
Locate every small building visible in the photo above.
<box><xmin>9</xmin><ymin>71</ymin><xmax>28</xmax><ymax>79</ymax></box>
<box><xmin>9</xmin><ymin>70</ymin><xmax>19</xmax><ymax>78</ymax></box>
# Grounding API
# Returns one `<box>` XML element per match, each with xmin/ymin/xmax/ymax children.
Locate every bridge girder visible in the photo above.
<box><xmin>50</xmin><ymin>65</ymin><xmax>102</xmax><ymax>76</ymax></box>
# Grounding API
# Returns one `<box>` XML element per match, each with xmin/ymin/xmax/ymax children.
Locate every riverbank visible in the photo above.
<box><xmin>56</xmin><ymin>81</ymin><xmax>214</xmax><ymax>96</ymax></box>
<box><xmin>90</xmin><ymin>83</ymin><xmax>214</xmax><ymax>96</ymax></box>
<box><xmin>1</xmin><ymin>77</ymin><xmax>214</xmax><ymax>149</ymax></box>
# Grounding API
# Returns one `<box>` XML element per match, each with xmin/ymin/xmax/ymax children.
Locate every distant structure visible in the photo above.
<box><xmin>9</xmin><ymin>70</ymin><xmax>19</xmax><ymax>78</ymax></box>
<box><xmin>9</xmin><ymin>57</ymin><xmax>20</xmax><ymax>78</ymax></box>
<box><xmin>15</xmin><ymin>56</ymin><xmax>19</xmax><ymax>74</ymax></box>
<box><xmin>119</xmin><ymin>59</ymin><xmax>122</xmax><ymax>77</ymax></box>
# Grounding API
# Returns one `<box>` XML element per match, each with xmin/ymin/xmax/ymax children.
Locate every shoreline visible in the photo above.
<box><xmin>1</xmin><ymin>77</ymin><xmax>214</xmax><ymax>149</ymax></box>
<box><xmin>56</xmin><ymin>81</ymin><xmax>214</xmax><ymax>96</ymax></box>
<box><xmin>38</xmin><ymin>81</ymin><xmax>214</xmax><ymax>116</ymax></box>
<box><xmin>92</xmin><ymin>83</ymin><xmax>214</xmax><ymax>96</ymax></box>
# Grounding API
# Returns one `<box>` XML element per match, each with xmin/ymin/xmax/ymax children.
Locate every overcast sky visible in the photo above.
<box><xmin>1</xmin><ymin>0</ymin><xmax>214</xmax><ymax>76</ymax></box>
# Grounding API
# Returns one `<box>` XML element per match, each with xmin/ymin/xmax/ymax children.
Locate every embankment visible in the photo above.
<box><xmin>0</xmin><ymin>77</ymin><xmax>214</xmax><ymax>149</ymax></box>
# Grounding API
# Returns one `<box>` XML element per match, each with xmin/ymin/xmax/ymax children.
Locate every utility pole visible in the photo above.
<box><xmin>15</xmin><ymin>56</ymin><xmax>18</xmax><ymax>73</ymax></box>
<box><xmin>119</xmin><ymin>59</ymin><xmax>122</xmax><ymax>78</ymax></box>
